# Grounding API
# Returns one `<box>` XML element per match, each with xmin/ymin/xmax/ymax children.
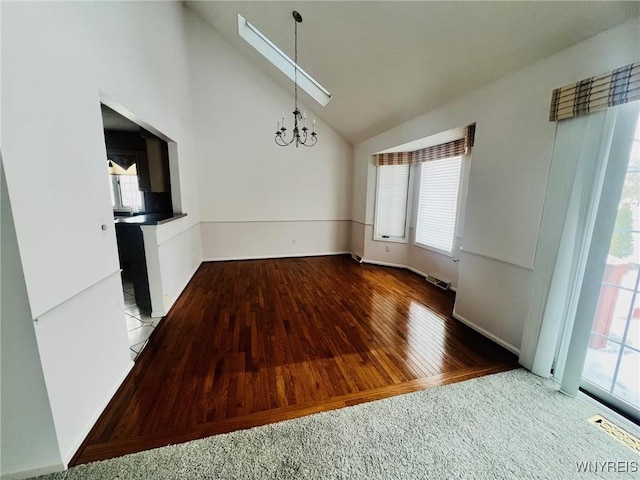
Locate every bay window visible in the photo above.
<box><xmin>373</xmin><ymin>124</ymin><xmax>473</xmax><ymax>255</ymax></box>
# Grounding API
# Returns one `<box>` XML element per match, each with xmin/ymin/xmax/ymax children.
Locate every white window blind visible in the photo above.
<box><xmin>415</xmin><ymin>156</ymin><xmax>462</xmax><ymax>254</ymax></box>
<box><xmin>376</xmin><ymin>164</ymin><xmax>410</xmax><ymax>239</ymax></box>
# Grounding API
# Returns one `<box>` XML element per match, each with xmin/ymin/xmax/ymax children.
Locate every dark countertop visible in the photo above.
<box><xmin>114</xmin><ymin>213</ymin><xmax>187</xmax><ymax>226</ymax></box>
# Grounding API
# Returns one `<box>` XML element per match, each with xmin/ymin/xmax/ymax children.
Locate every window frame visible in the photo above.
<box><xmin>374</xmin><ymin>163</ymin><xmax>411</xmax><ymax>243</ymax></box>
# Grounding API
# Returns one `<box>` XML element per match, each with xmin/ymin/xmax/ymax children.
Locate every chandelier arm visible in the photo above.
<box><xmin>276</xmin><ymin>130</ymin><xmax>297</xmax><ymax>147</ymax></box>
<box><xmin>300</xmin><ymin>134</ymin><xmax>317</xmax><ymax>147</ymax></box>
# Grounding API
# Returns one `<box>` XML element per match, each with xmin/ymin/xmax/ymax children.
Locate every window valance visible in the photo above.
<box><xmin>375</xmin><ymin>124</ymin><xmax>475</xmax><ymax>166</ymax></box>
<box><xmin>549</xmin><ymin>61</ymin><xmax>639</xmax><ymax>121</ymax></box>
<box><xmin>374</xmin><ymin>151</ymin><xmax>412</xmax><ymax>166</ymax></box>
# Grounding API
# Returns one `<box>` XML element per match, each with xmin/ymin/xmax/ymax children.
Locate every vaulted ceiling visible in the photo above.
<box><xmin>186</xmin><ymin>1</ymin><xmax>640</xmax><ymax>144</ymax></box>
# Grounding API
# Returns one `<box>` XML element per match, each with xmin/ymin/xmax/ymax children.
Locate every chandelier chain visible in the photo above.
<box><xmin>275</xmin><ymin>11</ymin><xmax>317</xmax><ymax>148</ymax></box>
<box><xmin>294</xmin><ymin>17</ymin><xmax>298</xmax><ymax>111</ymax></box>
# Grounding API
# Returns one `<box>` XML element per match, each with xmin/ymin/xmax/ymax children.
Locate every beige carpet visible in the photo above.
<box><xmin>34</xmin><ymin>369</ymin><xmax>640</xmax><ymax>479</ymax></box>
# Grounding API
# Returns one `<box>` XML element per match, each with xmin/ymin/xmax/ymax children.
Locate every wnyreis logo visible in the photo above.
<box><xmin>576</xmin><ymin>461</ymin><xmax>638</xmax><ymax>473</ymax></box>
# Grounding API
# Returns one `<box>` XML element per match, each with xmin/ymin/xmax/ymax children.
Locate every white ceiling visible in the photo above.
<box><xmin>186</xmin><ymin>1</ymin><xmax>640</xmax><ymax>145</ymax></box>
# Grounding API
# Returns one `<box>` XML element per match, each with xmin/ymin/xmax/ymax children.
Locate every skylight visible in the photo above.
<box><xmin>237</xmin><ymin>13</ymin><xmax>333</xmax><ymax>107</ymax></box>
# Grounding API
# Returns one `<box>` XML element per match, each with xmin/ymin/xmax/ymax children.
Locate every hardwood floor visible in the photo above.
<box><xmin>71</xmin><ymin>255</ymin><xmax>518</xmax><ymax>465</ymax></box>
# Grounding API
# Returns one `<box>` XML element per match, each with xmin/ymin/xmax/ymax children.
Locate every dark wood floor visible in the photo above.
<box><xmin>72</xmin><ymin>255</ymin><xmax>517</xmax><ymax>465</ymax></box>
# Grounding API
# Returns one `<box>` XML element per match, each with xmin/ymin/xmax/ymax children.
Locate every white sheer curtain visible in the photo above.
<box><xmin>520</xmin><ymin>101</ymin><xmax>640</xmax><ymax>394</ymax></box>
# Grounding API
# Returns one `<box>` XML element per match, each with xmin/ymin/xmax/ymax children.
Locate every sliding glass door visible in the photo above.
<box><xmin>581</xmin><ymin>110</ymin><xmax>640</xmax><ymax>420</ymax></box>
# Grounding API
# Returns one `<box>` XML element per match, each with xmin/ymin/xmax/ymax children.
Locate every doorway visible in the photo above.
<box><xmin>100</xmin><ymin>103</ymin><xmax>172</xmax><ymax>360</ymax></box>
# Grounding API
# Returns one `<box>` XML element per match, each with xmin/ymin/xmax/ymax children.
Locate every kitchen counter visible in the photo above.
<box><xmin>113</xmin><ymin>212</ymin><xmax>187</xmax><ymax>226</ymax></box>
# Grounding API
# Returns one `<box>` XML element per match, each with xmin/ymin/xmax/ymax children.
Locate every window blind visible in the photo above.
<box><xmin>376</xmin><ymin>164</ymin><xmax>410</xmax><ymax>239</ymax></box>
<box><xmin>415</xmin><ymin>156</ymin><xmax>462</xmax><ymax>253</ymax></box>
<box><xmin>549</xmin><ymin>61</ymin><xmax>639</xmax><ymax>121</ymax></box>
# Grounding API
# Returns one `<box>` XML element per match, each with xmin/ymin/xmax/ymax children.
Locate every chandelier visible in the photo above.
<box><xmin>275</xmin><ymin>11</ymin><xmax>317</xmax><ymax>148</ymax></box>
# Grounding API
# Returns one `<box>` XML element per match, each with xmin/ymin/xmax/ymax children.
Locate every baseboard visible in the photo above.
<box><xmin>362</xmin><ymin>258</ymin><xmax>407</xmax><ymax>269</ymax></box>
<box><xmin>61</xmin><ymin>360</ymin><xmax>135</xmax><ymax>466</ymax></box>
<box><xmin>362</xmin><ymin>258</ymin><xmax>456</xmax><ymax>291</ymax></box>
<box><xmin>151</xmin><ymin>261</ymin><xmax>202</xmax><ymax>318</ymax></box>
<box><xmin>1</xmin><ymin>462</ymin><xmax>66</xmax><ymax>480</ymax></box>
<box><xmin>406</xmin><ymin>265</ymin><xmax>429</xmax><ymax>279</ymax></box>
<box><xmin>203</xmin><ymin>251</ymin><xmax>351</xmax><ymax>262</ymax></box>
<box><xmin>452</xmin><ymin>310</ymin><xmax>520</xmax><ymax>355</ymax></box>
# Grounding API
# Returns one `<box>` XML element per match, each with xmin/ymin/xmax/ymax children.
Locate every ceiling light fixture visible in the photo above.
<box><xmin>275</xmin><ymin>11</ymin><xmax>317</xmax><ymax>148</ymax></box>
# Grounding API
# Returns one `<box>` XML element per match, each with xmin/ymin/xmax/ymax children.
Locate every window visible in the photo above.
<box><xmin>415</xmin><ymin>156</ymin><xmax>462</xmax><ymax>255</ymax></box>
<box><xmin>110</xmin><ymin>174</ymin><xmax>144</xmax><ymax>213</ymax></box>
<box><xmin>375</xmin><ymin>164</ymin><xmax>410</xmax><ymax>241</ymax></box>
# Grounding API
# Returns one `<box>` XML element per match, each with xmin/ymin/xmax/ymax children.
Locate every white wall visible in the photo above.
<box><xmin>1</xmin><ymin>1</ymin><xmax>202</xmax><ymax>470</ymax></box>
<box><xmin>33</xmin><ymin>273</ymin><xmax>132</xmax><ymax>464</ymax></box>
<box><xmin>185</xmin><ymin>9</ymin><xmax>353</xmax><ymax>260</ymax></box>
<box><xmin>142</xmin><ymin>220</ymin><xmax>202</xmax><ymax>316</ymax></box>
<box><xmin>200</xmin><ymin>220</ymin><xmax>350</xmax><ymax>260</ymax></box>
<box><xmin>353</xmin><ymin>17</ymin><xmax>640</xmax><ymax>353</ymax></box>
<box><xmin>1</xmin><ymin>164</ymin><xmax>63</xmax><ymax>478</ymax></box>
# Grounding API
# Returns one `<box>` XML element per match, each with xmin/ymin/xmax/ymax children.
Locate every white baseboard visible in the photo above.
<box><xmin>362</xmin><ymin>258</ymin><xmax>457</xmax><ymax>291</ymax></box>
<box><xmin>362</xmin><ymin>258</ymin><xmax>407</xmax><ymax>270</ymax></box>
<box><xmin>1</xmin><ymin>462</ymin><xmax>66</xmax><ymax>480</ymax></box>
<box><xmin>151</xmin><ymin>261</ymin><xmax>202</xmax><ymax>318</ymax></box>
<box><xmin>203</xmin><ymin>251</ymin><xmax>351</xmax><ymax>262</ymax></box>
<box><xmin>406</xmin><ymin>265</ymin><xmax>430</xmax><ymax>279</ymax></box>
<box><xmin>61</xmin><ymin>360</ymin><xmax>135</xmax><ymax>466</ymax></box>
<box><xmin>452</xmin><ymin>310</ymin><xmax>520</xmax><ymax>355</ymax></box>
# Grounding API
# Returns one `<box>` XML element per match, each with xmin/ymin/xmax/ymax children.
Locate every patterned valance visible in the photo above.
<box><xmin>549</xmin><ymin>61</ymin><xmax>640</xmax><ymax>121</ymax></box>
<box><xmin>374</xmin><ymin>151</ymin><xmax>412</xmax><ymax>166</ymax></box>
<box><xmin>375</xmin><ymin>124</ymin><xmax>476</xmax><ymax>166</ymax></box>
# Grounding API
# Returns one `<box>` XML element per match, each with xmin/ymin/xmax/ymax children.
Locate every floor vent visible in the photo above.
<box><xmin>426</xmin><ymin>274</ymin><xmax>450</xmax><ymax>290</ymax></box>
<box><xmin>351</xmin><ymin>253</ymin><xmax>363</xmax><ymax>263</ymax></box>
<box><xmin>589</xmin><ymin>415</ymin><xmax>640</xmax><ymax>454</ymax></box>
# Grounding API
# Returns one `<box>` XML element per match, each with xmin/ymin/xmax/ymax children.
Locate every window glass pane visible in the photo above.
<box><xmin>602</xmin><ymin>257</ymin><xmax>638</xmax><ymax>290</ymax></box>
<box><xmin>415</xmin><ymin>157</ymin><xmax>462</xmax><ymax>253</ymax></box>
<box><xmin>118</xmin><ymin>175</ymin><xmax>144</xmax><ymax>212</ymax></box>
<box><xmin>591</xmin><ymin>284</ymin><xmax>633</xmax><ymax>344</ymax></box>
<box><xmin>613</xmin><ymin>347</ymin><xmax>640</xmax><ymax>408</ymax></box>
<box><xmin>626</xmin><ymin>295</ymin><xmax>640</xmax><ymax>350</ymax></box>
<box><xmin>583</xmin><ymin>338</ymin><xmax>620</xmax><ymax>392</ymax></box>
<box><xmin>376</xmin><ymin>164</ymin><xmax>409</xmax><ymax>239</ymax></box>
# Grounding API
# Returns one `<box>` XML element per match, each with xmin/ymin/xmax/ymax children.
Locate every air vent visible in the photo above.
<box><xmin>351</xmin><ymin>253</ymin><xmax>363</xmax><ymax>263</ymax></box>
<box><xmin>589</xmin><ymin>415</ymin><xmax>640</xmax><ymax>454</ymax></box>
<box><xmin>426</xmin><ymin>274</ymin><xmax>450</xmax><ymax>290</ymax></box>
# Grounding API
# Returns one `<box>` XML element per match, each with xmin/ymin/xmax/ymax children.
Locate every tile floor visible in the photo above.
<box><xmin>122</xmin><ymin>276</ymin><xmax>161</xmax><ymax>361</ymax></box>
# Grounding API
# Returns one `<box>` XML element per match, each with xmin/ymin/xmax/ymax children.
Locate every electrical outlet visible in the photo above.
<box><xmin>385</xmin><ymin>245</ymin><xmax>390</xmax><ymax>252</ymax></box>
